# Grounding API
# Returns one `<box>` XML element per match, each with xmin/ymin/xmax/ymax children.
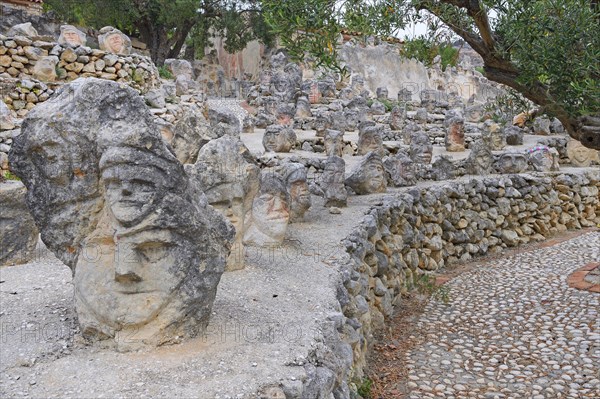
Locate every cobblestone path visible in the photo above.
<box><xmin>404</xmin><ymin>232</ymin><xmax>600</xmax><ymax>399</ymax></box>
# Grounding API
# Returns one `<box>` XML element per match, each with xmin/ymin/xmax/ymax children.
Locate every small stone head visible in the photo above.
<box><xmin>59</xmin><ymin>25</ymin><xmax>86</xmax><ymax>47</ymax></box>
<box><xmin>526</xmin><ymin>145</ymin><xmax>559</xmax><ymax>172</ymax></box>
<box><xmin>409</xmin><ymin>132</ymin><xmax>433</xmax><ymax>164</ymax></box>
<box><xmin>466</xmin><ymin>140</ymin><xmax>494</xmax><ymax>175</ymax></box>
<box><xmin>321</xmin><ymin>155</ymin><xmax>347</xmax><ymax>207</ymax></box>
<box><xmin>244</xmin><ymin>171</ymin><xmax>290</xmax><ymax>245</ymax></box>
<box><xmin>497</xmin><ymin>152</ymin><xmax>528</xmax><ymax>174</ymax></box>
<box><xmin>357</xmin><ymin>125</ymin><xmax>384</xmax><ymax>156</ymax></box>
<box><xmin>567</xmin><ymin>139</ymin><xmax>599</xmax><ymax>167</ymax></box>
<box><xmin>324</xmin><ymin>129</ymin><xmax>344</xmax><ymax>157</ymax></box>
<box><xmin>345</xmin><ymin>152</ymin><xmax>387</xmax><ymax>195</ymax></box>
<box><xmin>482</xmin><ymin>121</ymin><xmax>505</xmax><ymax>150</ymax></box>
<box><xmin>263</xmin><ymin>125</ymin><xmax>296</xmax><ymax>152</ymax></box>
<box><xmin>99</xmin><ymin>27</ymin><xmax>131</xmax><ymax>55</ymax></box>
<box><xmin>383</xmin><ymin>153</ymin><xmax>416</xmax><ymax>187</ymax></box>
<box><xmin>314</xmin><ymin>112</ymin><xmax>332</xmax><ymax>136</ymax></box>
<box><xmin>283</xmin><ymin>163</ymin><xmax>311</xmax><ymax>222</ymax></box>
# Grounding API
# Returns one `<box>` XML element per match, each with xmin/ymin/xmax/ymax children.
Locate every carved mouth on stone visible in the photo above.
<box><xmin>266</xmin><ymin>212</ymin><xmax>288</xmax><ymax>221</ymax></box>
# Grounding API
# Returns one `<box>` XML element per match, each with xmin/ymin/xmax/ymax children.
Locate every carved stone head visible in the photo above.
<box><xmin>496</xmin><ymin>152</ymin><xmax>528</xmax><ymax>174</ymax></box>
<box><xmin>243</xmin><ymin>170</ymin><xmax>290</xmax><ymax>246</ymax></box>
<box><xmin>9</xmin><ymin>78</ymin><xmax>234</xmax><ymax>349</ymax></box>
<box><xmin>314</xmin><ymin>112</ymin><xmax>332</xmax><ymax>137</ymax></box>
<box><xmin>324</xmin><ymin>129</ymin><xmax>344</xmax><ymax>157</ymax></box>
<box><xmin>263</xmin><ymin>125</ymin><xmax>296</xmax><ymax>152</ymax></box>
<box><xmin>282</xmin><ymin>162</ymin><xmax>311</xmax><ymax>222</ymax></box>
<box><xmin>190</xmin><ymin>136</ymin><xmax>260</xmax><ymax>271</ymax></box>
<box><xmin>383</xmin><ymin>152</ymin><xmax>416</xmax><ymax>187</ymax></box>
<box><xmin>567</xmin><ymin>139</ymin><xmax>599</xmax><ymax>167</ymax></box>
<box><xmin>526</xmin><ymin>145</ymin><xmax>560</xmax><ymax>172</ymax></box>
<box><xmin>321</xmin><ymin>155</ymin><xmax>347</xmax><ymax>207</ymax></box>
<box><xmin>466</xmin><ymin>140</ymin><xmax>494</xmax><ymax>175</ymax></box>
<box><xmin>98</xmin><ymin>26</ymin><xmax>132</xmax><ymax>55</ymax></box>
<box><xmin>58</xmin><ymin>25</ymin><xmax>86</xmax><ymax>47</ymax></box>
<box><xmin>357</xmin><ymin>125</ymin><xmax>384</xmax><ymax>156</ymax></box>
<box><xmin>409</xmin><ymin>132</ymin><xmax>433</xmax><ymax>164</ymax></box>
<box><xmin>444</xmin><ymin>116</ymin><xmax>465</xmax><ymax>152</ymax></box>
<box><xmin>482</xmin><ymin>120</ymin><xmax>506</xmax><ymax>150</ymax></box>
<box><xmin>345</xmin><ymin>152</ymin><xmax>387</xmax><ymax>195</ymax></box>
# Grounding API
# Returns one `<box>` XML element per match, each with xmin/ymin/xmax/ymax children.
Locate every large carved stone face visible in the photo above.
<box><xmin>74</xmin><ymin>229</ymin><xmax>189</xmax><ymax>327</ymax></box>
<box><xmin>102</xmin><ymin>166</ymin><xmax>163</xmax><ymax>227</ymax></box>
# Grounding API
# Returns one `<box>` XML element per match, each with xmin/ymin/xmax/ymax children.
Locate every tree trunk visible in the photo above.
<box><xmin>137</xmin><ymin>21</ymin><xmax>172</xmax><ymax>66</ymax></box>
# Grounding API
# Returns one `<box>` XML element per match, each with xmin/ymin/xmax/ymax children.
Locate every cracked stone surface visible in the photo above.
<box><xmin>404</xmin><ymin>232</ymin><xmax>600</xmax><ymax>399</ymax></box>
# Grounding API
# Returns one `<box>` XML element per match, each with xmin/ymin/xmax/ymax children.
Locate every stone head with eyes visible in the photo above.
<box><xmin>9</xmin><ymin>78</ymin><xmax>235</xmax><ymax>350</ymax></box>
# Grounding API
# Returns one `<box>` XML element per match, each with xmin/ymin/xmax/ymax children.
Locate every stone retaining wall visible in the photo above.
<box><xmin>0</xmin><ymin>34</ymin><xmax>159</xmax><ymax>110</ymax></box>
<box><xmin>320</xmin><ymin>170</ymin><xmax>600</xmax><ymax>393</ymax></box>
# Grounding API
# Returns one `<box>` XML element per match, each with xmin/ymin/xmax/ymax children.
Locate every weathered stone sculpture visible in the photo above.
<box><xmin>295</xmin><ymin>96</ymin><xmax>312</xmax><ymax>118</ymax></box>
<box><xmin>526</xmin><ymin>145</ymin><xmax>560</xmax><ymax>172</ymax></box>
<box><xmin>567</xmin><ymin>139</ymin><xmax>600</xmax><ymax>167</ymax></box>
<box><xmin>444</xmin><ymin>115</ymin><xmax>465</xmax><ymax>152</ymax></box>
<box><xmin>409</xmin><ymin>132</ymin><xmax>433</xmax><ymax>164</ymax></box>
<box><xmin>98</xmin><ymin>26</ymin><xmax>132</xmax><ymax>55</ymax></box>
<box><xmin>390</xmin><ymin>106</ymin><xmax>406</xmax><ymax>131</ymax></box>
<box><xmin>170</xmin><ymin>107</ymin><xmax>212</xmax><ymax>164</ymax></box>
<box><xmin>383</xmin><ymin>153</ymin><xmax>416</xmax><ymax>187</ymax></box>
<box><xmin>465</xmin><ymin>140</ymin><xmax>494</xmax><ymax>175</ymax></box>
<box><xmin>9</xmin><ymin>78</ymin><xmax>234</xmax><ymax>349</ymax></box>
<box><xmin>482</xmin><ymin>120</ymin><xmax>506</xmax><ymax>150</ymax></box>
<box><xmin>496</xmin><ymin>152</ymin><xmax>528</xmax><ymax>174</ymax></box>
<box><xmin>0</xmin><ymin>181</ymin><xmax>39</xmax><ymax>266</ymax></box>
<box><xmin>505</xmin><ymin>126</ymin><xmax>524</xmax><ymax>145</ymax></box>
<box><xmin>357</xmin><ymin>125</ymin><xmax>384</xmax><ymax>156</ymax></box>
<box><xmin>376</xmin><ymin>87</ymin><xmax>389</xmax><ymax>100</ymax></box>
<box><xmin>189</xmin><ymin>136</ymin><xmax>260</xmax><ymax>271</ymax></box>
<box><xmin>243</xmin><ymin>170</ymin><xmax>290</xmax><ymax>246</ymax></box>
<box><xmin>58</xmin><ymin>25</ymin><xmax>87</xmax><ymax>48</ymax></box>
<box><xmin>32</xmin><ymin>56</ymin><xmax>59</xmax><ymax>82</ymax></box>
<box><xmin>533</xmin><ymin>116</ymin><xmax>551</xmax><ymax>135</ymax></box>
<box><xmin>431</xmin><ymin>155</ymin><xmax>457</xmax><ymax>181</ymax></box>
<box><xmin>324</xmin><ymin>129</ymin><xmax>344</xmax><ymax>157</ymax></box>
<box><xmin>263</xmin><ymin>125</ymin><xmax>296</xmax><ymax>152</ymax></box>
<box><xmin>345</xmin><ymin>152</ymin><xmax>387</xmax><ymax>195</ymax></box>
<box><xmin>282</xmin><ymin>163</ymin><xmax>311</xmax><ymax>222</ymax></box>
<box><xmin>320</xmin><ymin>155</ymin><xmax>347</xmax><ymax>207</ymax></box>
<box><xmin>314</xmin><ymin>112</ymin><xmax>332</xmax><ymax>137</ymax></box>
<box><xmin>1</xmin><ymin>100</ymin><xmax>15</xmax><ymax>130</ymax></box>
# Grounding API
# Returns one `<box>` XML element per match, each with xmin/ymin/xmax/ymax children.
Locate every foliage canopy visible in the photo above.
<box><xmin>263</xmin><ymin>0</ymin><xmax>600</xmax><ymax>149</ymax></box>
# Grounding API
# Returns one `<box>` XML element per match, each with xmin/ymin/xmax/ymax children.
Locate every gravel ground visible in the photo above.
<box><xmin>403</xmin><ymin>231</ymin><xmax>600</xmax><ymax>399</ymax></box>
<box><xmin>0</xmin><ymin>194</ymin><xmax>382</xmax><ymax>399</ymax></box>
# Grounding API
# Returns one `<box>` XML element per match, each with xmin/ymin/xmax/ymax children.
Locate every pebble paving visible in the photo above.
<box><xmin>405</xmin><ymin>232</ymin><xmax>600</xmax><ymax>399</ymax></box>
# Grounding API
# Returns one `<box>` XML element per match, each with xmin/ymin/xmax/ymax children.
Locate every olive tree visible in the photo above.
<box><xmin>264</xmin><ymin>0</ymin><xmax>600</xmax><ymax>149</ymax></box>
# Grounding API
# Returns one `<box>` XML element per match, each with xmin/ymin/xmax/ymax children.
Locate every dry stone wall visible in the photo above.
<box><xmin>0</xmin><ymin>33</ymin><xmax>159</xmax><ymax>111</ymax></box>
<box><xmin>331</xmin><ymin>170</ymin><xmax>599</xmax><ymax>385</ymax></box>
